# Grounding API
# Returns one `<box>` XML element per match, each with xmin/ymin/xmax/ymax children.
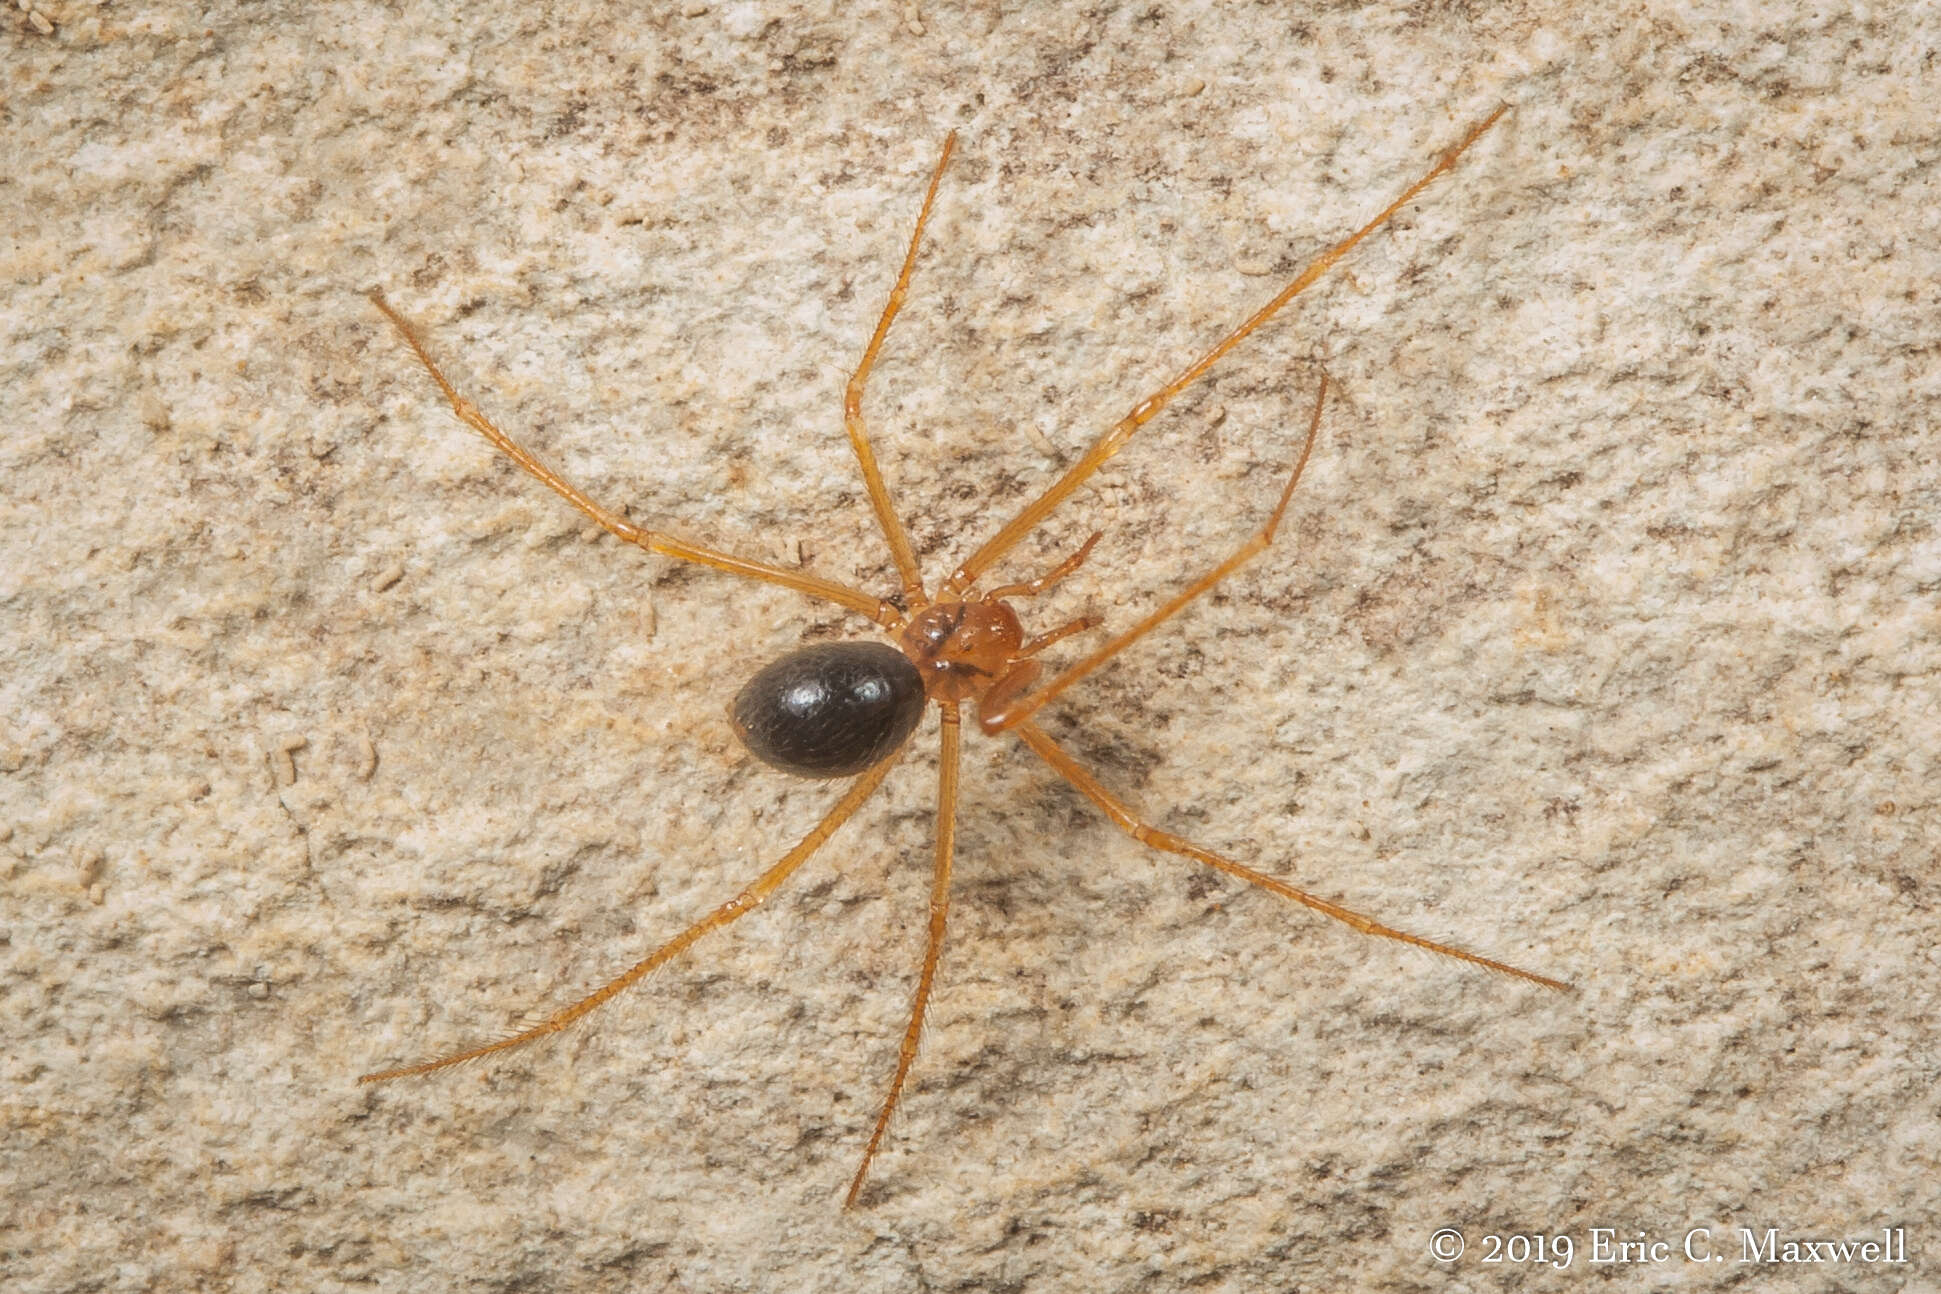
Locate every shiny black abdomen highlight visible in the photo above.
<box><xmin>730</xmin><ymin>642</ymin><xmax>925</xmax><ymax>778</ymax></box>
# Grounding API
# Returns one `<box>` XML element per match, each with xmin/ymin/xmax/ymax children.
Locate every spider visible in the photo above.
<box><xmin>361</xmin><ymin>105</ymin><xmax>1567</xmax><ymax>1208</ymax></box>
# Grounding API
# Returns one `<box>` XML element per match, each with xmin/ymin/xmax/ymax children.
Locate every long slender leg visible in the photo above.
<box><xmin>983</xmin><ymin>376</ymin><xmax>1326</xmax><ymax>734</ymax></box>
<box><xmin>1013</xmin><ymin>720</ymin><xmax>1569</xmax><ymax>991</ymax></box>
<box><xmin>370</xmin><ymin>293</ymin><xmax>902</xmax><ymax>628</ymax></box>
<box><xmin>844</xmin><ymin>132</ymin><xmax>959</xmax><ymax>608</ymax></box>
<box><xmin>984</xmin><ymin>531</ymin><xmax>1101</xmax><ymax>602</ymax></box>
<box><xmin>359</xmin><ymin>747</ymin><xmax>904</xmax><ymax>1084</ymax></box>
<box><xmin>942</xmin><ymin>107</ymin><xmax>1507</xmax><ymax>600</ymax></box>
<box><xmin>846</xmin><ymin>702</ymin><xmax>962</xmax><ymax>1208</ymax></box>
<box><xmin>1018</xmin><ymin>614</ymin><xmax>1101</xmax><ymax>658</ymax></box>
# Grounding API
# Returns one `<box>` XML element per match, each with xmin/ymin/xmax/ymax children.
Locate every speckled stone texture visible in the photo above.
<box><xmin>4</xmin><ymin>2</ymin><xmax>1935</xmax><ymax>1290</ymax></box>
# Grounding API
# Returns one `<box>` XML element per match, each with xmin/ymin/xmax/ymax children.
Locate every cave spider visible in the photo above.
<box><xmin>361</xmin><ymin>104</ymin><xmax>1566</xmax><ymax>1208</ymax></box>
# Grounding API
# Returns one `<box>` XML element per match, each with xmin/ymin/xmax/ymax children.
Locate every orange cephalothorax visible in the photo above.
<box><xmin>897</xmin><ymin>599</ymin><xmax>1025</xmax><ymax>703</ymax></box>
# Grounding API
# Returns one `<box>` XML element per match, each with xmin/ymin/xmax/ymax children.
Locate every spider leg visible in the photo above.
<box><xmin>1012</xmin><ymin>719</ymin><xmax>1570</xmax><ymax>991</ymax></box>
<box><xmin>985</xmin><ymin>530</ymin><xmax>1101</xmax><ymax>602</ymax></box>
<box><xmin>846</xmin><ymin>702</ymin><xmax>962</xmax><ymax>1208</ymax></box>
<box><xmin>358</xmin><ymin>746</ymin><xmax>904</xmax><ymax>1084</ymax></box>
<box><xmin>981</xmin><ymin>376</ymin><xmax>1326</xmax><ymax>734</ymax></box>
<box><xmin>369</xmin><ymin>293</ymin><xmax>902</xmax><ymax>628</ymax></box>
<box><xmin>942</xmin><ymin>107</ymin><xmax>1507</xmax><ymax>600</ymax></box>
<box><xmin>844</xmin><ymin>132</ymin><xmax>959</xmax><ymax>609</ymax></box>
<box><xmin>1019</xmin><ymin>614</ymin><xmax>1102</xmax><ymax>658</ymax></box>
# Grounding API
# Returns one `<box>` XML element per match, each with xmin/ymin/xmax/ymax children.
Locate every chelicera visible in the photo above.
<box><xmin>362</xmin><ymin>106</ymin><xmax>1566</xmax><ymax>1208</ymax></box>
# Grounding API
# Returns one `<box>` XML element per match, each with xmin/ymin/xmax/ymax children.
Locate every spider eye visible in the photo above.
<box><xmin>730</xmin><ymin>642</ymin><xmax>925</xmax><ymax>778</ymax></box>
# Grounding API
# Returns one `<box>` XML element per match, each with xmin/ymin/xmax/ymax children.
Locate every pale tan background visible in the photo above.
<box><xmin>4</xmin><ymin>1</ymin><xmax>1936</xmax><ymax>1291</ymax></box>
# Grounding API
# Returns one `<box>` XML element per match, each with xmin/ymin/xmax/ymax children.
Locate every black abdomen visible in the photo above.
<box><xmin>730</xmin><ymin>642</ymin><xmax>925</xmax><ymax>778</ymax></box>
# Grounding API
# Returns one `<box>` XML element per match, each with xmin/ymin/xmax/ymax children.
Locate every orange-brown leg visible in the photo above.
<box><xmin>985</xmin><ymin>531</ymin><xmax>1102</xmax><ymax>602</ymax></box>
<box><xmin>359</xmin><ymin>747</ymin><xmax>905</xmax><ymax>1084</ymax></box>
<box><xmin>942</xmin><ymin>106</ymin><xmax>1508</xmax><ymax>600</ymax></box>
<box><xmin>846</xmin><ymin>702</ymin><xmax>962</xmax><ymax>1208</ymax></box>
<box><xmin>844</xmin><ymin>132</ymin><xmax>959</xmax><ymax>608</ymax></box>
<box><xmin>1019</xmin><ymin>614</ymin><xmax>1102</xmax><ymax>658</ymax></box>
<box><xmin>982</xmin><ymin>375</ymin><xmax>1326</xmax><ymax>734</ymax></box>
<box><xmin>1013</xmin><ymin>720</ymin><xmax>1570</xmax><ymax>991</ymax></box>
<box><xmin>369</xmin><ymin>293</ymin><xmax>902</xmax><ymax>628</ymax></box>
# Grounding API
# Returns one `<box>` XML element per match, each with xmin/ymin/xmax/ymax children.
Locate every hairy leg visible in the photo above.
<box><xmin>846</xmin><ymin>703</ymin><xmax>963</xmax><ymax>1207</ymax></box>
<box><xmin>984</xmin><ymin>376</ymin><xmax>1325</xmax><ymax>733</ymax></box>
<box><xmin>943</xmin><ymin>107</ymin><xmax>1507</xmax><ymax>599</ymax></box>
<box><xmin>1014</xmin><ymin>719</ymin><xmax>1569</xmax><ymax>990</ymax></box>
<box><xmin>370</xmin><ymin>292</ymin><xmax>902</xmax><ymax>627</ymax></box>
<box><xmin>843</xmin><ymin>133</ymin><xmax>959</xmax><ymax>608</ymax></box>
<box><xmin>359</xmin><ymin>747</ymin><xmax>906</xmax><ymax>1083</ymax></box>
